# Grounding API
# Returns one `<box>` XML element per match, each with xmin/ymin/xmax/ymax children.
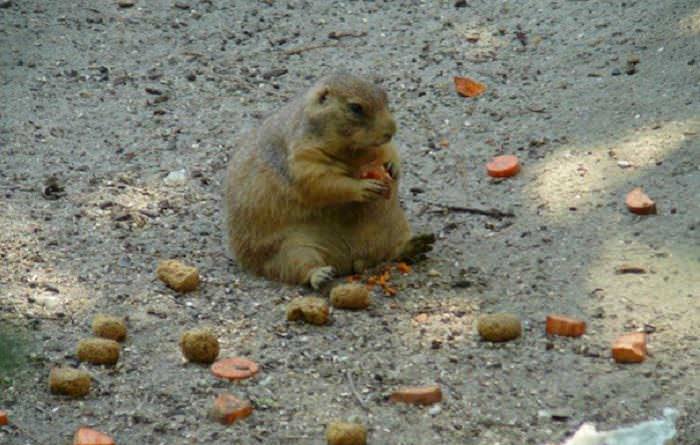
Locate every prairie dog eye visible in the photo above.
<box><xmin>348</xmin><ymin>102</ymin><xmax>364</xmax><ymax>116</ymax></box>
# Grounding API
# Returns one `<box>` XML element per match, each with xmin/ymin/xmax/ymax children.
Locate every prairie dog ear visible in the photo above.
<box><xmin>308</xmin><ymin>85</ymin><xmax>330</xmax><ymax>104</ymax></box>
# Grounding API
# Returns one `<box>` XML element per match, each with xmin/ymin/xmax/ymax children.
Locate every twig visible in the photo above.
<box><xmin>284</xmin><ymin>42</ymin><xmax>340</xmax><ymax>56</ymax></box>
<box><xmin>11</xmin><ymin>420</ymin><xmax>41</xmax><ymax>443</ymax></box>
<box><xmin>181</xmin><ymin>51</ymin><xmax>206</xmax><ymax>59</ymax></box>
<box><xmin>211</xmin><ymin>70</ymin><xmax>286</xmax><ymax>97</ymax></box>
<box><xmin>328</xmin><ymin>31</ymin><xmax>367</xmax><ymax>40</ymax></box>
<box><xmin>345</xmin><ymin>370</ymin><xmax>369</xmax><ymax>412</ymax></box>
<box><xmin>426</xmin><ymin>204</ymin><xmax>515</xmax><ymax>219</ymax></box>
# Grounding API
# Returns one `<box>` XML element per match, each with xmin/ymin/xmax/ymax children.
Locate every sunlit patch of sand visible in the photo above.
<box><xmin>526</xmin><ymin>119</ymin><xmax>699</xmax><ymax>218</ymax></box>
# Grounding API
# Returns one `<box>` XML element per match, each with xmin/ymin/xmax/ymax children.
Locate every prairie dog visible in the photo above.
<box><xmin>224</xmin><ymin>73</ymin><xmax>432</xmax><ymax>289</ymax></box>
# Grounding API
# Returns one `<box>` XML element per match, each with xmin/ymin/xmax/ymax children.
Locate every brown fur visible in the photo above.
<box><xmin>224</xmin><ymin>73</ymin><xmax>421</xmax><ymax>288</ymax></box>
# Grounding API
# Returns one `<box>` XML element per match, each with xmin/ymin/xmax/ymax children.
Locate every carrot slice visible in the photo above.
<box><xmin>486</xmin><ymin>155</ymin><xmax>521</xmax><ymax>177</ymax></box>
<box><xmin>73</xmin><ymin>427</ymin><xmax>115</xmax><ymax>445</ymax></box>
<box><xmin>0</xmin><ymin>410</ymin><xmax>7</xmax><ymax>426</ymax></box>
<box><xmin>546</xmin><ymin>314</ymin><xmax>586</xmax><ymax>337</ymax></box>
<box><xmin>390</xmin><ymin>385</ymin><xmax>442</xmax><ymax>405</ymax></box>
<box><xmin>612</xmin><ymin>332</ymin><xmax>647</xmax><ymax>363</ymax></box>
<box><xmin>359</xmin><ymin>166</ymin><xmax>390</xmax><ymax>181</ymax></box>
<box><xmin>395</xmin><ymin>262</ymin><xmax>412</xmax><ymax>274</ymax></box>
<box><xmin>358</xmin><ymin>164</ymin><xmax>392</xmax><ymax>199</ymax></box>
<box><xmin>210</xmin><ymin>393</ymin><xmax>253</xmax><ymax>425</ymax></box>
<box><xmin>625</xmin><ymin>187</ymin><xmax>656</xmax><ymax>215</ymax></box>
<box><xmin>454</xmin><ymin>76</ymin><xmax>487</xmax><ymax>98</ymax></box>
<box><xmin>211</xmin><ymin>357</ymin><xmax>259</xmax><ymax>381</ymax></box>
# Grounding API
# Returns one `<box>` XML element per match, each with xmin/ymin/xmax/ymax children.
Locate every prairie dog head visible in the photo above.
<box><xmin>302</xmin><ymin>73</ymin><xmax>397</xmax><ymax>153</ymax></box>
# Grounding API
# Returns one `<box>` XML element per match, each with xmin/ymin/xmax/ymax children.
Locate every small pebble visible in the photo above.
<box><xmin>117</xmin><ymin>0</ymin><xmax>135</xmax><ymax>7</ymax></box>
<box><xmin>627</xmin><ymin>54</ymin><xmax>640</xmax><ymax>64</ymax></box>
<box><xmin>164</xmin><ymin>169</ymin><xmax>187</xmax><ymax>186</ymax></box>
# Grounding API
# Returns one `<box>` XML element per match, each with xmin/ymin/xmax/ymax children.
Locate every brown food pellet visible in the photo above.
<box><xmin>179</xmin><ymin>328</ymin><xmax>220</xmax><ymax>364</ymax></box>
<box><xmin>326</xmin><ymin>421</ymin><xmax>367</xmax><ymax>445</ymax></box>
<box><xmin>49</xmin><ymin>367</ymin><xmax>91</xmax><ymax>397</ymax></box>
<box><xmin>92</xmin><ymin>314</ymin><xmax>127</xmax><ymax>342</ymax></box>
<box><xmin>477</xmin><ymin>313</ymin><xmax>522</xmax><ymax>342</ymax></box>
<box><xmin>330</xmin><ymin>283</ymin><xmax>371</xmax><ymax>310</ymax></box>
<box><xmin>76</xmin><ymin>338</ymin><xmax>121</xmax><ymax>365</ymax></box>
<box><xmin>156</xmin><ymin>259</ymin><xmax>200</xmax><ymax>292</ymax></box>
<box><xmin>287</xmin><ymin>296</ymin><xmax>329</xmax><ymax>325</ymax></box>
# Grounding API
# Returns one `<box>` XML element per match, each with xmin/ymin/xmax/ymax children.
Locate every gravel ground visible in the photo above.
<box><xmin>1</xmin><ymin>1</ymin><xmax>699</xmax><ymax>444</ymax></box>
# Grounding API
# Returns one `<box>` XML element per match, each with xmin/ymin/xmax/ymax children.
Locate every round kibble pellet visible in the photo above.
<box><xmin>49</xmin><ymin>367</ymin><xmax>91</xmax><ymax>397</ymax></box>
<box><xmin>77</xmin><ymin>338</ymin><xmax>121</xmax><ymax>365</ymax></box>
<box><xmin>156</xmin><ymin>259</ymin><xmax>200</xmax><ymax>292</ymax></box>
<box><xmin>92</xmin><ymin>314</ymin><xmax>127</xmax><ymax>342</ymax></box>
<box><xmin>326</xmin><ymin>421</ymin><xmax>367</xmax><ymax>445</ymax></box>
<box><xmin>477</xmin><ymin>313</ymin><xmax>522</xmax><ymax>342</ymax></box>
<box><xmin>287</xmin><ymin>296</ymin><xmax>329</xmax><ymax>325</ymax></box>
<box><xmin>330</xmin><ymin>284</ymin><xmax>370</xmax><ymax>310</ymax></box>
<box><xmin>180</xmin><ymin>328</ymin><xmax>220</xmax><ymax>364</ymax></box>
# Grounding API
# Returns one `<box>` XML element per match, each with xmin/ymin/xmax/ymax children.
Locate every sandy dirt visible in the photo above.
<box><xmin>1</xmin><ymin>1</ymin><xmax>699</xmax><ymax>444</ymax></box>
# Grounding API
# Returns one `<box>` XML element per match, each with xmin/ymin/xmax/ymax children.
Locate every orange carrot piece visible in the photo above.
<box><xmin>396</xmin><ymin>262</ymin><xmax>412</xmax><ymax>274</ymax></box>
<box><xmin>546</xmin><ymin>314</ymin><xmax>586</xmax><ymax>337</ymax></box>
<box><xmin>486</xmin><ymin>155</ymin><xmax>521</xmax><ymax>178</ymax></box>
<box><xmin>625</xmin><ymin>187</ymin><xmax>656</xmax><ymax>215</ymax></box>
<box><xmin>413</xmin><ymin>313</ymin><xmax>429</xmax><ymax>324</ymax></box>
<box><xmin>359</xmin><ymin>166</ymin><xmax>391</xmax><ymax>181</ymax></box>
<box><xmin>0</xmin><ymin>410</ymin><xmax>7</xmax><ymax>426</ymax></box>
<box><xmin>612</xmin><ymin>332</ymin><xmax>647</xmax><ymax>363</ymax></box>
<box><xmin>384</xmin><ymin>286</ymin><xmax>398</xmax><ymax>296</ymax></box>
<box><xmin>73</xmin><ymin>427</ymin><xmax>115</xmax><ymax>445</ymax></box>
<box><xmin>210</xmin><ymin>393</ymin><xmax>253</xmax><ymax>425</ymax></box>
<box><xmin>390</xmin><ymin>385</ymin><xmax>442</xmax><ymax>405</ymax></box>
<box><xmin>211</xmin><ymin>357</ymin><xmax>259</xmax><ymax>381</ymax></box>
<box><xmin>358</xmin><ymin>164</ymin><xmax>392</xmax><ymax>199</ymax></box>
<box><xmin>454</xmin><ymin>76</ymin><xmax>487</xmax><ymax>98</ymax></box>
